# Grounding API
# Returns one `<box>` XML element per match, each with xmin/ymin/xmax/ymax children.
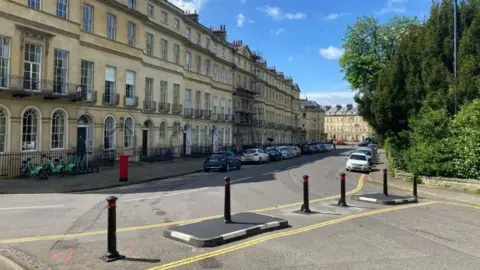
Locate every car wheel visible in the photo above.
<box><xmin>258</xmin><ymin>158</ymin><xmax>262</xmax><ymax>165</ymax></box>
<box><xmin>237</xmin><ymin>163</ymin><xmax>242</xmax><ymax>170</ymax></box>
<box><xmin>204</xmin><ymin>168</ymin><xmax>209</xmax><ymax>172</ymax></box>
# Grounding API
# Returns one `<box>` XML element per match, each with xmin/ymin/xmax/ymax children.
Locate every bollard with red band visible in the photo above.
<box><xmin>224</xmin><ymin>176</ymin><xmax>232</xmax><ymax>223</ymax></box>
<box><xmin>300</xmin><ymin>175</ymin><xmax>311</xmax><ymax>213</ymax></box>
<box><xmin>337</xmin><ymin>173</ymin><xmax>347</xmax><ymax>207</ymax></box>
<box><xmin>119</xmin><ymin>154</ymin><xmax>128</xmax><ymax>182</ymax></box>
<box><xmin>105</xmin><ymin>196</ymin><xmax>125</xmax><ymax>262</ymax></box>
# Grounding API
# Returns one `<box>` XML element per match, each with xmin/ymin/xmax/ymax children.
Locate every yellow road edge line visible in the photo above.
<box><xmin>148</xmin><ymin>201</ymin><xmax>438</xmax><ymax>270</ymax></box>
<box><xmin>0</xmin><ymin>175</ymin><xmax>365</xmax><ymax>245</ymax></box>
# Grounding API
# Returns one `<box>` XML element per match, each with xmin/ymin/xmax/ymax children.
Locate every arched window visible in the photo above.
<box><xmin>124</xmin><ymin>117</ymin><xmax>134</xmax><ymax>148</ymax></box>
<box><xmin>159</xmin><ymin>122</ymin><xmax>166</xmax><ymax>142</ymax></box>
<box><xmin>204</xmin><ymin>125</ymin><xmax>209</xmax><ymax>145</ymax></box>
<box><xmin>219</xmin><ymin>128</ymin><xmax>224</xmax><ymax>146</ymax></box>
<box><xmin>103</xmin><ymin>116</ymin><xmax>115</xmax><ymax>150</ymax></box>
<box><xmin>0</xmin><ymin>108</ymin><xmax>7</xmax><ymax>153</ymax></box>
<box><xmin>195</xmin><ymin>125</ymin><xmax>200</xmax><ymax>145</ymax></box>
<box><xmin>51</xmin><ymin>110</ymin><xmax>66</xmax><ymax>149</ymax></box>
<box><xmin>21</xmin><ymin>108</ymin><xmax>39</xmax><ymax>151</ymax></box>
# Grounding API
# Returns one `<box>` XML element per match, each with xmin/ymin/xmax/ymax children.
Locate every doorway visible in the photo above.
<box><xmin>142</xmin><ymin>129</ymin><xmax>148</xmax><ymax>156</ymax></box>
<box><xmin>77</xmin><ymin>127</ymin><xmax>87</xmax><ymax>150</ymax></box>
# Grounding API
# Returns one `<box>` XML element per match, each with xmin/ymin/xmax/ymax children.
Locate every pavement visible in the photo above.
<box><xmin>0</xmin><ymin>158</ymin><xmax>204</xmax><ymax>194</ymax></box>
<box><xmin>0</xmin><ymin>146</ymin><xmax>478</xmax><ymax>269</ymax></box>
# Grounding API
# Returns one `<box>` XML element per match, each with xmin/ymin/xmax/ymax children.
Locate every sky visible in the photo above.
<box><xmin>170</xmin><ymin>0</ymin><xmax>432</xmax><ymax>106</ymax></box>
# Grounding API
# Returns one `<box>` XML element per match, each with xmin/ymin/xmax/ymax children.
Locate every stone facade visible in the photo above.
<box><xmin>299</xmin><ymin>99</ymin><xmax>325</xmax><ymax>142</ymax></box>
<box><xmin>324</xmin><ymin>104</ymin><xmax>371</xmax><ymax>142</ymax></box>
<box><xmin>0</xmin><ymin>0</ymin><xmax>301</xmax><ymax>154</ymax></box>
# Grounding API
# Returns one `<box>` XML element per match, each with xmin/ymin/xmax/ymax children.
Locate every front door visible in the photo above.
<box><xmin>183</xmin><ymin>131</ymin><xmax>187</xmax><ymax>156</ymax></box>
<box><xmin>77</xmin><ymin>127</ymin><xmax>87</xmax><ymax>152</ymax></box>
<box><xmin>142</xmin><ymin>130</ymin><xmax>148</xmax><ymax>156</ymax></box>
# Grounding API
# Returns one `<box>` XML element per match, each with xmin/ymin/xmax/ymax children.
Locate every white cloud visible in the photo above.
<box><xmin>319</xmin><ymin>46</ymin><xmax>345</xmax><ymax>60</ymax></box>
<box><xmin>288</xmin><ymin>56</ymin><xmax>294</xmax><ymax>62</ymax></box>
<box><xmin>170</xmin><ymin>0</ymin><xmax>206</xmax><ymax>12</ymax></box>
<box><xmin>274</xmin><ymin>28</ymin><xmax>285</xmax><ymax>35</ymax></box>
<box><xmin>248</xmin><ymin>19</ymin><xmax>255</xmax><ymax>24</ymax></box>
<box><xmin>241</xmin><ymin>0</ymin><xmax>247</xmax><ymax>3</ymax></box>
<box><xmin>258</xmin><ymin>6</ymin><xmax>306</xmax><ymax>21</ymax></box>
<box><xmin>300</xmin><ymin>91</ymin><xmax>356</xmax><ymax>106</ymax></box>
<box><xmin>323</xmin><ymin>12</ymin><xmax>348</xmax><ymax>21</ymax></box>
<box><xmin>377</xmin><ymin>0</ymin><xmax>407</xmax><ymax>15</ymax></box>
<box><xmin>236</xmin><ymin>13</ymin><xmax>245</xmax><ymax>27</ymax></box>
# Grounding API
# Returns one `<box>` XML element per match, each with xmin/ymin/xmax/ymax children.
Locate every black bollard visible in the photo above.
<box><xmin>383</xmin><ymin>169</ymin><xmax>388</xmax><ymax>196</ymax></box>
<box><xmin>338</xmin><ymin>173</ymin><xmax>347</xmax><ymax>207</ymax></box>
<box><xmin>105</xmin><ymin>196</ymin><xmax>125</xmax><ymax>262</ymax></box>
<box><xmin>300</xmin><ymin>175</ymin><xmax>311</xmax><ymax>213</ymax></box>
<box><xmin>413</xmin><ymin>173</ymin><xmax>418</xmax><ymax>198</ymax></box>
<box><xmin>224</xmin><ymin>176</ymin><xmax>232</xmax><ymax>223</ymax></box>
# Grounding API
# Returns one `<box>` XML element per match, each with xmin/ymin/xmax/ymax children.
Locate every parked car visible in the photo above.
<box><xmin>345</xmin><ymin>152</ymin><xmax>370</xmax><ymax>173</ymax></box>
<box><xmin>290</xmin><ymin>146</ymin><xmax>301</xmax><ymax>157</ymax></box>
<box><xmin>278</xmin><ymin>146</ymin><xmax>295</xmax><ymax>159</ymax></box>
<box><xmin>204</xmin><ymin>151</ymin><xmax>242</xmax><ymax>172</ymax></box>
<box><xmin>368</xmin><ymin>144</ymin><xmax>378</xmax><ymax>154</ymax></box>
<box><xmin>356</xmin><ymin>147</ymin><xmax>374</xmax><ymax>165</ymax></box>
<box><xmin>265</xmin><ymin>147</ymin><xmax>282</xmax><ymax>161</ymax></box>
<box><xmin>241</xmin><ymin>148</ymin><xmax>270</xmax><ymax>164</ymax></box>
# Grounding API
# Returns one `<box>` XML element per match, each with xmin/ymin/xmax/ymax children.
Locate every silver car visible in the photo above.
<box><xmin>278</xmin><ymin>146</ymin><xmax>295</xmax><ymax>159</ymax></box>
<box><xmin>241</xmin><ymin>148</ymin><xmax>270</xmax><ymax>164</ymax></box>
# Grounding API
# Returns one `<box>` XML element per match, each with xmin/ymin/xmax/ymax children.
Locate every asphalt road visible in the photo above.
<box><xmin>0</xmin><ymin>147</ymin><xmax>479</xmax><ymax>269</ymax></box>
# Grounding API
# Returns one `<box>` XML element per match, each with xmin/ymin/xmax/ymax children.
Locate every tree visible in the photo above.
<box><xmin>340</xmin><ymin>16</ymin><xmax>420</xmax><ymax>133</ymax></box>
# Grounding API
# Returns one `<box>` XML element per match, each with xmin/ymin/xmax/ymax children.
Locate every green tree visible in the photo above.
<box><xmin>340</xmin><ymin>16</ymin><xmax>420</xmax><ymax>133</ymax></box>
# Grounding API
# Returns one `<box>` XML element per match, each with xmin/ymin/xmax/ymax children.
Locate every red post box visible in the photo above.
<box><xmin>119</xmin><ymin>154</ymin><xmax>129</xmax><ymax>182</ymax></box>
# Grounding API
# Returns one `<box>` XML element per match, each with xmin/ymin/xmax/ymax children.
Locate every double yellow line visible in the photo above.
<box><xmin>0</xmin><ymin>175</ymin><xmax>365</xmax><ymax>245</ymax></box>
<box><xmin>148</xmin><ymin>201</ymin><xmax>437</xmax><ymax>270</ymax></box>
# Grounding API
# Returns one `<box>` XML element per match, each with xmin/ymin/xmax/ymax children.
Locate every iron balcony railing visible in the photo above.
<box><xmin>172</xmin><ymin>103</ymin><xmax>183</xmax><ymax>114</ymax></box>
<box><xmin>143</xmin><ymin>100</ymin><xmax>157</xmax><ymax>112</ymax></box>
<box><xmin>195</xmin><ymin>109</ymin><xmax>203</xmax><ymax>118</ymax></box>
<box><xmin>158</xmin><ymin>102</ymin><xmax>171</xmax><ymax>113</ymax></box>
<box><xmin>203</xmin><ymin>110</ymin><xmax>212</xmax><ymax>119</ymax></box>
<box><xmin>102</xmin><ymin>93</ymin><xmax>120</xmax><ymax>105</ymax></box>
<box><xmin>124</xmin><ymin>96</ymin><xmax>139</xmax><ymax>107</ymax></box>
<box><xmin>184</xmin><ymin>108</ymin><xmax>194</xmax><ymax>118</ymax></box>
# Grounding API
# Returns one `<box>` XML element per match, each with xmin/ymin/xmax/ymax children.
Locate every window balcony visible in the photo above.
<box><xmin>224</xmin><ymin>114</ymin><xmax>233</xmax><ymax>122</ymax></box>
<box><xmin>102</xmin><ymin>93</ymin><xmax>120</xmax><ymax>105</ymax></box>
<box><xmin>194</xmin><ymin>109</ymin><xmax>203</xmax><ymax>118</ymax></box>
<box><xmin>79</xmin><ymin>90</ymin><xmax>97</xmax><ymax>103</ymax></box>
<box><xmin>158</xmin><ymin>102</ymin><xmax>171</xmax><ymax>113</ymax></box>
<box><xmin>184</xmin><ymin>108</ymin><xmax>194</xmax><ymax>118</ymax></box>
<box><xmin>203</xmin><ymin>110</ymin><xmax>212</xmax><ymax>119</ymax></box>
<box><xmin>143</xmin><ymin>100</ymin><xmax>157</xmax><ymax>112</ymax></box>
<box><xmin>212</xmin><ymin>113</ymin><xmax>219</xmax><ymax>121</ymax></box>
<box><xmin>172</xmin><ymin>103</ymin><xmax>183</xmax><ymax>114</ymax></box>
<box><xmin>2</xmin><ymin>75</ymin><xmax>79</xmax><ymax>101</ymax></box>
<box><xmin>124</xmin><ymin>95</ymin><xmax>139</xmax><ymax>107</ymax></box>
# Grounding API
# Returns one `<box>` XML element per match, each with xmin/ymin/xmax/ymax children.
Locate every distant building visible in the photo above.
<box><xmin>324</xmin><ymin>104</ymin><xmax>372</xmax><ymax>142</ymax></box>
<box><xmin>300</xmin><ymin>99</ymin><xmax>326</xmax><ymax>142</ymax></box>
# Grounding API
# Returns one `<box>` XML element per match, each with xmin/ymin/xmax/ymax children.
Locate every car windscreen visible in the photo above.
<box><xmin>266</xmin><ymin>147</ymin><xmax>277</xmax><ymax>152</ymax></box>
<box><xmin>349</xmin><ymin>154</ymin><xmax>367</xmax><ymax>161</ymax></box>
<box><xmin>358</xmin><ymin>150</ymin><xmax>371</xmax><ymax>155</ymax></box>
<box><xmin>209</xmin><ymin>154</ymin><xmax>224</xmax><ymax>159</ymax></box>
<box><xmin>244</xmin><ymin>149</ymin><xmax>257</xmax><ymax>154</ymax></box>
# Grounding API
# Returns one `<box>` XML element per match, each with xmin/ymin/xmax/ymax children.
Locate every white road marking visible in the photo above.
<box><xmin>262</xmin><ymin>170</ymin><xmax>279</xmax><ymax>176</ymax></box>
<box><xmin>260</xmin><ymin>221</ymin><xmax>280</xmax><ymax>230</ymax></box>
<box><xmin>358</xmin><ymin>197</ymin><xmax>377</xmax><ymax>202</ymax></box>
<box><xmin>0</xmin><ymin>205</ymin><xmax>65</xmax><ymax>211</ymax></box>
<box><xmin>231</xmin><ymin>176</ymin><xmax>252</xmax><ymax>183</ymax></box>
<box><xmin>170</xmin><ymin>231</ymin><xmax>192</xmax><ymax>242</ymax></box>
<box><xmin>123</xmin><ymin>188</ymin><xmax>209</xmax><ymax>202</ymax></box>
<box><xmin>221</xmin><ymin>229</ymin><xmax>247</xmax><ymax>240</ymax></box>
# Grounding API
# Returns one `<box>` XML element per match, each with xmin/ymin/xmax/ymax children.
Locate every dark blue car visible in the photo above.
<box><xmin>204</xmin><ymin>151</ymin><xmax>242</xmax><ymax>172</ymax></box>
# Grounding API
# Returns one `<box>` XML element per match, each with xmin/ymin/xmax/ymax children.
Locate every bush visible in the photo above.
<box><xmin>448</xmin><ymin>100</ymin><xmax>480</xmax><ymax>179</ymax></box>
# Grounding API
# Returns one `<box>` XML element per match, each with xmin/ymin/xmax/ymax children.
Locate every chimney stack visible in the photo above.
<box><xmin>185</xmin><ymin>10</ymin><xmax>199</xmax><ymax>22</ymax></box>
<box><xmin>336</xmin><ymin>104</ymin><xmax>342</xmax><ymax>111</ymax></box>
<box><xmin>325</xmin><ymin>105</ymin><xmax>331</xmax><ymax>111</ymax></box>
<box><xmin>212</xmin><ymin>24</ymin><xmax>227</xmax><ymax>40</ymax></box>
<box><xmin>346</xmin><ymin>104</ymin><xmax>353</xmax><ymax>110</ymax></box>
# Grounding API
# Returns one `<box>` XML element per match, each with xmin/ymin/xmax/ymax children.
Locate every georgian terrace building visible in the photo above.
<box><xmin>0</xmin><ymin>0</ymin><xmax>302</xmax><ymax>156</ymax></box>
<box><xmin>324</xmin><ymin>104</ymin><xmax>372</xmax><ymax>142</ymax></box>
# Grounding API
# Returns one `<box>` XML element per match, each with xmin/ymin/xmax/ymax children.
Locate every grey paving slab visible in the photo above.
<box><xmin>352</xmin><ymin>193</ymin><xmax>418</xmax><ymax>205</ymax></box>
<box><xmin>164</xmin><ymin>212</ymin><xmax>288</xmax><ymax>247</ymax></box>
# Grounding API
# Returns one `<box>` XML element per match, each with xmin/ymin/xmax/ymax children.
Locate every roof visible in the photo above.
<box><xmin>324</xmin><ymin>104</ymin><xmax>359</xmax><ymax>116</ymax></box>
<box><xmin>300</xmin><ymin>99</ymin><xmax>322</xmax><ymax>109</ymax></box>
